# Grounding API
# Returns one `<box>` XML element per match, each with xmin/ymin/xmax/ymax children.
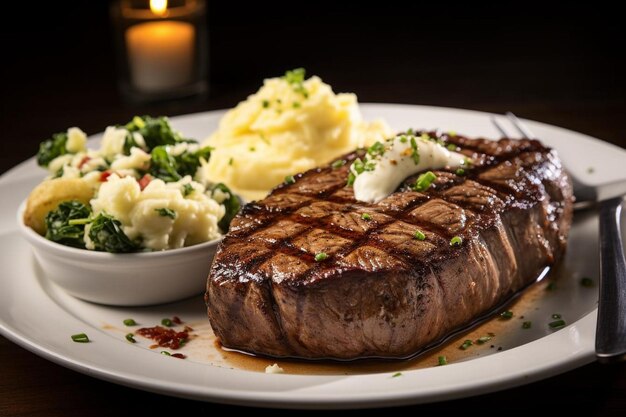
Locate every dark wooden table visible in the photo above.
<box><xmin>1</xmin><ymin>3</ymin><xmax>625</xmax><ymax>415</ymax></box>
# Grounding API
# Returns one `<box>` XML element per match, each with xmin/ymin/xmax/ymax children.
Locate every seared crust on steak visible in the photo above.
<box><xmin>205</xmin><ymin>132</ymin><xmax>574</xmax><ymax>359</ymax></box>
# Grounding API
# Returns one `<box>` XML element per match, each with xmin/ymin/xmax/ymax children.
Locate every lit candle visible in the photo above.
<box><xmin>125</xmin><ymin>0</ymin><xmax>195</xmax><ymax>92</ymax></box>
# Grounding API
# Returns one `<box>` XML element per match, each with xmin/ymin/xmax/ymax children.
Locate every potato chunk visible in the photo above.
<box><xmin>23</xmin><ymin>178</ymin><xmax>94</xmax><ymax>235</ymax></box>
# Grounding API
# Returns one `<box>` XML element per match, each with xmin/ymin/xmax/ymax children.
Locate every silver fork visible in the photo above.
<box><xmin>492</xmin><ymin>112</ymin><xmax>626</xmax><ymax>363</ymax></box>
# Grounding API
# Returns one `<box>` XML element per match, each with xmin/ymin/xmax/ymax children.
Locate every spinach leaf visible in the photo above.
<box><xmin>88</xmin><ymin>213</ymin><xmax>138</xmax><ymax>253</ymax></box>
<box><xmin>148</xmin><ymin>145</ymin><xmax>214</xmax><ymax>182</ymax></box>
<box><xmin>175</xmin><ymin>146</ymin><xmax>214</xmax><ymax>178</ymax></box>
<box><xmin>44</xmin><ymin>200</ymin><xmax>91</xmax><ymax>248</ymax></box>
<box><xmin>37</xmin><ymin>132</ymin><xmax>69</xmax><ymax>167</ymax></box>
<box><xmin>213</xmin><ymin>183</ymin><xmax>241</xmax><ymax>232</ymax></box>
<box><xmin>125</xmin><ymin>115</ymin><xmax>195</xmax><ymax>151</ymax></box>
<box><xmin>149</xmin><ymin>146</ymin><xmax>181</xmax><ymax>182</ymax></box>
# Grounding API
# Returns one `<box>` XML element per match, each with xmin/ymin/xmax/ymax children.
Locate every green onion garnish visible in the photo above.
<box><xmin>399</xmin><ymin>135</ymin><xmax>408</xmax><ymax>143</ymax></box>
<box><xmin>580</xmin><ymin>277</ymin><xmax>593</xmax><ymax>287</ymax></box>
<box><xmin>438</xmin><ymin>355</ymin><xmax>448</xmax><ymax>366</ymax></box>
<box><xmin>447</xmin><ymin>144</ymin><xmax>457</xmax><ymax>151</ymax></box>
<box><xmin>549</xmin><ymin>319</ymin><xmax>566</xmax><ymax>329</ymax></box>
<box><xmin>450</xmin><ymin>236</ymin><xmax>462</xmax><ymax>247</ymax></box>
<box><xmin>71</xmin><ymin>333</ymin><xmax>89</xmax><ymax>343</ymax></box>
<box><xmin>346</xmin><ymin>172</ymin><xmax>356</xmax><ymax>186</ymax></box>
<box><xmin>367</xmin><ymin>141</ymin><xmax>386</xmax><ymax>157</ymax></box>
<box><xmin>182</xmin><ymin>183</ymin><xmax>194</xmax><ymax>197</ymax></box>
<box><xmin>522</xmin><ymin>321</ymin><xmax>532</xmax><ymax>329</ymax></box>
<box><xmin>500</xmin><ymin>310</ymin><xmax>513</xmax><ymax>320</ymax></box>
<box><xmin>361</xmin><ymin>213</ymin><xmax>372</xmax><ymax>221</ymax></box>
<box><xmin>228</xmin><ymin>157</ymin><xmax>234</xmax><ymax>166</ymax></box>
<box><xmin>249</xmin><ymin>146</ymin><xmax>256</xmax><ymax>152</ymax></box>
<box><xmin>125</xmin><ymin>333</ymin><xmax>136</xmax><ymax>343</ymax></box>
<box><xmin>285</xmin><ymin>175</ymin><xmax>295</xmax><ymax>184</ymax></box>
<box><xmin>460</xmin><ymin>339</ymin><xmax>473</xmax><ymax>350</ymax></box>
<box><xmin>155</xmin><ymin>208</ymin><xmax>176</xmax><ymax>219</ymax></box>
<box><xmin>391</xmin><ymin>372</ymin><xmax>402</xmax><ymax>378</ymax></box>
<box><xmin>414</xmin><ymin>230</ymin><xmax>426</xmax><ymax>241</ymax></box>
<box><xmin>331</xmin><ymin>159</ymin><xmax>346</xmax><ymax>169</ymax></box>
<box><xmin>406</xmin><ymin>128</ymin><xmax>415</xmax><ymax>135</ymax></box>
<box><xmin>161</xmin><ymin>318</ymin><xmax>173</xmax><ymax>327</ymax></box>
<box><xmin>414</xmin><ymin>171</ymin><xmax>436</xmax><ymax>192</ymax></box>
<box><xmin>262</xmin><ymin>100</ymin><xmax>269</xmax><ymax>108</ymax></box>
<box><xmin>292</xmin><ymin>102</ymin><xmax>301</xmax><ymax>108</ymax></box>
<box><xmin>314</xmin><ymin>252</ymin><xmax>328</xmax><ymax>262</ymax></box>
<box><xmin>476</xmin><ymin>336</ymin><xmax>492</xmax><ymax>344</ymax></box>
<box><xmin>455</xmin><ymin>168</ymin><xmax>465</xmax><ymax>176</ymax></box>
<box><xmin>123</xmin><ymin>318</ymin><xmax>137</xmax><ymax>326</ymax></box>
<box><xmin>161</xmin><ymin>351</ymin><xmax>171</xmax><ymax>356</ymax></box>
<box><xmin>409</xmin><ymin>136</ymin><xmax>420</xmax><ymax>164</ymax></box>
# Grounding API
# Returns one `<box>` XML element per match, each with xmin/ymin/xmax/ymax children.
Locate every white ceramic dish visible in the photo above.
<box><xmin>17</xmin><ymin>201</ymin><xmax>220</xmax><ymax>306</ymax></box>
<box><xmin>1</xmin><ymin>104</ymin><xmax>626</xmax><ymax>409</ymax></box>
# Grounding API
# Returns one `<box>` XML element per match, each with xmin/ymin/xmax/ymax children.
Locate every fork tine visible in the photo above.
<box><xmin>490</xmin><ymin>116</ymin><xmax>508</xmax><ymax>138</ymax></box>
<box><xmin>505</xmin><ymin>112</ymin><xmax>535</xmax><ymax>139</ymax></box>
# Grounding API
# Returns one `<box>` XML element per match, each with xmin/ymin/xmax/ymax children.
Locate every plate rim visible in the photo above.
<box><xmin>0</xmin><ymin>103</ymin><xmax>608</xmax><ymax>409</ymax></box>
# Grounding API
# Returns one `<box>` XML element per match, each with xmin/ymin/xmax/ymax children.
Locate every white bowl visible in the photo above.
<box><xmin>17</xmin><ymin>203</ymin><xmax>220</xmax><ymax>306</ymax></box>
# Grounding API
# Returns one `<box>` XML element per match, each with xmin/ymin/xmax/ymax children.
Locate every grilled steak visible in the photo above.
<box><xmin>205</xmin><ymin>132</ymin><xmax>574</xmax><ymax>360</ymax></box>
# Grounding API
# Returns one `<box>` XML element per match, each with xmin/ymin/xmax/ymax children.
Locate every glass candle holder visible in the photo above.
<box><xmin>111</xmin><ymin>0</ymin><xmax>207</xmax><ymax>103</ymax></box>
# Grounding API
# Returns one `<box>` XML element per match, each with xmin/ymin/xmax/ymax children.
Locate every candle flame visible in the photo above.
<box><xmin>150</xmin><ymin>0</ymin><xmax>168</xmax><ymax>16</ymax></box>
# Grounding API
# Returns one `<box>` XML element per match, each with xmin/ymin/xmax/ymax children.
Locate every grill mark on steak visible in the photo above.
<box><xmin>206</xmin><ymin>131</ymin><xmax>574</xmax><ymax>359</ymax></box>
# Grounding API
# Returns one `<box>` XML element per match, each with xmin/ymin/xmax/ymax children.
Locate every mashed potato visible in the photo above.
<box><xmin>202</xmin><ymin>70</ymin><xmax>393</xmax><ymax>201</ymax></box>
<box><xmin>88</xmin><ymin>175</ymin><xmax>224</xmax><ymax>250</ymax></box>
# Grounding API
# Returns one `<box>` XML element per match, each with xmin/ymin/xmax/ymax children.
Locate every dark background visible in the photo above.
<box><xmin>1</xmin><ymin>1</ymin><xmax>625</xmax><ymax>415</ymax></box>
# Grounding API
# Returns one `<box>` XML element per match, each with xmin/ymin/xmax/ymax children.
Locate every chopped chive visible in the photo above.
<box><xmin>500</xmin><ymin>310</ymin><xmax>514</xmax><ymax>320</ymax></box>
<box><xmin>438</xmin><ymin>355</ymin><xmax>448</xmax><ymax>366</ymax></box>
<box><xmin>414</xmin><ymin>171</ymin><xmax>437</xmax><ymax>192</ymax></box>
<box><xmin>399</xmin><ymin>135</ymin><xmax>408</xmax><ymax>143</ymax></box>
<box><xmin>285</xmin><ymin>175</ymin><xmax>295</xmax><ymax>185</ymax></box>
<box><xmin>450</xmin><ymin>236</ymin><xmax>462</xmax><ymax>247</ymax></box>
<box><xmin>71</xmin><ymin>333</ymin><xmax>89</xmax><ymax>343</ymax></box>
<box><xmin>182</xmin><ymin>183</ymin><xmax>194</xmax><ymax>197</ymax></box>
<box><xmin>455</xmin><ymin>168</ymin><xmax>465</xmax><ymax>176</ymax></box>
<box><xmin>407</xmin><ymin>128</ymin><xmax>415</xmax><ymax>135</ymax></box>
<box><xmin>292</xmin><ymin>102</ymin><xmax>301</xmax><ymax>108</ymax></box>
<box><xmin>551</xmin><ymin>313</ymin><xmax>561</xmax><ymax>319</ymax></box>
<box><xmin>125</xmin><ymin>333</ymin><xmax>136</xmax><ymax>343</ymax></box>
<box><xmin>414</xmin><ymin>230</ymin><xmax>426</xmax><ymax>241</ymax></box>
<box><xmin>161</xmin><ymin>351</ymin><xmax>171</xmax><ymax>356</ymax></box>
<box><xmin>549</xmin><ymin>319</ymin><xmax>566</xmax><ymax>329</ymax></box>
<box><xmin>367</xmin><ymin>141</ymin><xmax>386</xmax><ymax>157</ymax></box>
<box><xmin>262</xmin><ymin>99</ymin><xmax>269</xmax><ymax>108</ymax></box>
<box><xmin>331</xmin><ymin>159</ymin><xmax>346</xmax><ymax>169</ymax></box>
<box><xmin>448</xmin><ymin>131</ymin><xmax>457</xmax><ymax>137</ymax></box>
<box><xmin>546</xmin><ymin>282</ymin><xmax>556</xmax><ymax>291</ymax></box>
<box><xmin>460</xmin><ymin>339</ymin><xmax>473</xmax><ymax>350</ymax></box>
<box><xmin>522</xmin><ymin>321</ymin><xmax>532</xmax><ymax>329</ymax></box>
<box><xmin>361</xmin><ymin>213</ymin><xmax>372</xmax><ymax>221</ymax></box>
<box><xmin>161</xmin><ymin>318</ymin><xmax>173</xmax><ymax>327</ymax></box>
<box><xmin>249</xmin><ymin>146</ymin><xmax>256</xmax><ymax>152</ymax></box>
<box><xmin>155</xmin><ymin>208</ymin><xmax>176</xmax><ymax>219</ymax></box>
<box><xmin>228</xmin><ymin>157</ymin><xmax>234</xmax><ymax>166</ymax></box>
<box><xmin>123</xmin><ymin>318</ymin><xmax>137</xmax><ymax>326</ymax></box>
<box><xmin>447</xmin><ymin>144</ymin><xmax>457</xmax><ymax>151</ymax></box>
<box><xmin>580</xmin><ymin>277</ymin><xmax>594</xmax><ymax>287</ymax></box>
<box><xmin>409</xmin><ymin>136</ymin><xmax>420</xmax><ymax>164</ymax></box>
<box><xmin>314</xmin><ymin>252</ymin><xmax>328</xmax><ymax>262</ymax></box>
<box><xmin>346</xmin><ymin>172</ymin><xmax>356</xmax><ymax>186</ymax></box>
<box><xmin>391</xmin><ymin>372</ymin><xmax>403</xmax><ymax>378</ymax></box>
<box><xmin>477</xmin><ymin>336</ymin><xmax>492</xmax><ymax>344</ymax></box>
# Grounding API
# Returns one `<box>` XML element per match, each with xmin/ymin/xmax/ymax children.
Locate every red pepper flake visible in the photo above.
<box><xmin>171</xmin><ymin>353</ymin><xmax>186</xmax><ymax>359</ymax></box>
<box><xmin>138</xmin><ymin>174</ymin><xmax>152</xmax><ymax>191</ymax></box>
<box><xmin>99</xmin><ymin>171</ymin><xmax>112</xmax><ymax>182</ymax></box>
<box><xmin>78</xmin><ymin>156</ymin><xmax>91</xmax><ymax>169</ymax></box>
<box><xmin>172</xmin><ymin>316</ymin><xmax>183</xmax><ymax>325</ymax></box>
<box><xmin>136</xmin><ymin>325</ymin><xmax>189</xmax><ymax>350</ymax></box>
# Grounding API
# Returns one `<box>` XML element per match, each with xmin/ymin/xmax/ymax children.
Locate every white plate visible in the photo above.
<box><xmin>1</xmin><ymin>104</ymin><xmax>625</xmax><ymax>409</ymax></box>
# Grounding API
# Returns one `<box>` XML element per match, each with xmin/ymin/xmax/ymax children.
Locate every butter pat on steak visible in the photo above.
<box><xmin>205</xmin><ymin>132</ymin><xmax>574</xmax><ymax>360</ymax></box>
